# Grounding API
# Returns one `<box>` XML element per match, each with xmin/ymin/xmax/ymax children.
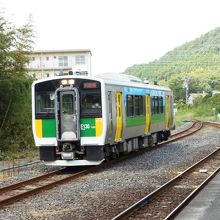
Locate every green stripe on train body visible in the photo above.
<box><xmin>42</xmin><ymin>119</ymin><xmax>56</xmax><ymax>137</ymax></box>
<box><xmin>125</xmin><ymin>113</ymin><xmax>165</xmax><ymax>128</ymax></box>
<box><xmin>39</xmin><ymin>118</ymin><xmax>98</xmax><ymax>138</ymax></box>
<box><xmin>126</xmin><ymin>115</ymin><xmax>146</xmax><ymax>127</ymax></box>
<box><xmin>151</xmin><ymin>113</ymin><xmax>166</xmax><ymax>123</ymax></box>
<box><xmin>80</xmin><ymin>118</ymin><xmax>96</xmax><ymax>137</ymax></box>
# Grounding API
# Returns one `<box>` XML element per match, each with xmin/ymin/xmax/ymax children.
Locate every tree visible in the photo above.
<box><xmin>0</xmin><ymin>16</ymin><xmax>34</xmax><ymax>78</ymax></box>
<box><xmin>0</xmin><ymin>15</ymin><xmax>34</xmax><ymax>155</ymax></box>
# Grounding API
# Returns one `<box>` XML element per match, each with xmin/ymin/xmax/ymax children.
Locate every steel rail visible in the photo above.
<box><xmin>0</xmin><ymin>168</ymin><xmax>65</xmax><ymax>194</ymax></box>
<box><xmin>164</xmin><ymin>166</ymin><xmax>220</xmax><ymax>220</ymax></box>
<box><xmin>112</xmin><ymin>145</ymin><xmax>220</xmax><ymax>220</ymax></box>
<box><xmin>0</xmin><ymin>168</ymin><xmax>90</xmax><ymax>208</ymax></box>
<box><xmin>0</xmin><ymin>160</ymin><xmax>40</xmax><ymax>172</ymax></box>
<box><xmin>171</xmin><ymin>120</ymin><xmax>196</xmax><ymax>137</ymax></box>
<box><xmin>163</xmin><ymin>120</ymin><xmax>203</xmax><ymax>144</ymax></box>
<box><xmin>204</xmin><ymin>121</ymin><xmax>220</xmax><ymax>128</ymax></box>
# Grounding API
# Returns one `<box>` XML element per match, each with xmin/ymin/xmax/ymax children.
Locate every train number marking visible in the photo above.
<box><xmin>81</xmin><ymin>124</ymin><xmax>91</xmax><ymax>130</ymax></box>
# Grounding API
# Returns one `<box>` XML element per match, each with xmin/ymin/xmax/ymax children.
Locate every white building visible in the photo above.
<box><xmin>27</xmin><ymin>49</ymin><xmax>92</xmax><ymax>79</ymax></box>
<box><xmin>212</xmin><ymin>90</ymin><xmax>220</xmax><ymax>95</ymax></box>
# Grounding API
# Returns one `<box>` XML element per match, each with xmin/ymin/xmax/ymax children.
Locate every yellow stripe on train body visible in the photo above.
<box><xmin>95</xmin><ymin>118</ymin><xmax>103</xmax><ymax>137</ymax></box>
<box><xmin>145</xmin><ymin>94</ymin><xmax>151</xmax><ymax>134</ymax></box>
<box><xmin>35</xmin><ymin>119</ymin><xmax>42</xmax><ymax>138</ymax></box>
<box><xmin>115</xmin><ymin>92</ymin><xmax>123</xmax><ymax>142</ymax></box>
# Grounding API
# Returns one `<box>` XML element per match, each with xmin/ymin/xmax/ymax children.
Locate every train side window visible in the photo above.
<box><xmin>151</xmin><ymin>96</ymin><xmax>155</xmax><ymax>114</ymax></box>
<box><xmin>126</xmin><ymin>95</ymin><xmax>134</xmax><ymax>117</ymax></box>
<box><xmin>139</xmin><ymin>96</ymin><xmax>144</xmax><ymax>115</ymax></box>
<box><xmin>159</xmin><ymin>96</ymin><xmax>163</xmax><ymax>113</ymax></box>
<box><xmin>134</xmin><ymin>95</ymin><xmax>144</xmax><ymax>116</ymax></box>
<box><xmin>151</xmin><ymin>97</ymin><xmax>153</xmax><ymax>114</ymax></box>
<box><xmin>155</xmin><ymin>96</ymin><xmax>159</xmax><ymax>114</ymax></box>
<box><xmin>151</xmin><ymin>96</ymin><xmax>162</xmax><ymax>114</ymax></box>
<box><xmin>134</xmin><ymin>96</ymin><xmax>139</xmax><ymax>116</ymax></box>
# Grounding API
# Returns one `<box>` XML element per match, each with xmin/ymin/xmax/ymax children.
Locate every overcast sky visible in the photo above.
<box><xmin>0</xmin><ymin>0</ymin><xmax>220</xmax><ymax>75</ymax></box>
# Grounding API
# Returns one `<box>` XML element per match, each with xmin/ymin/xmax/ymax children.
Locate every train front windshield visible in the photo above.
<box><xmin>34</xmin><ymin>78</ymin><xmax>102</xmax><ymax>119</ymax></box>
<box><xmin>36</xmin><ymin>91</ymin><xmax>55</xmax><ymax>114</ymax></box>
<box><xmin>80</xmin><ymin>90</ymin><xmax>102</xmax><ymax>116</ymax></box>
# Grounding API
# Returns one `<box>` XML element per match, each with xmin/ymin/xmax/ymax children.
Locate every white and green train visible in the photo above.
<box><xmin>32</xmin><ymin>74</ymin><xmax>175</xmax><ymax>166</ymax></box>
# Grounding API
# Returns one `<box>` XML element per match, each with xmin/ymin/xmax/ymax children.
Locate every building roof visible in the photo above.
<box><xmin>30</xmin><ymin>49</ymin><xmax>92</xmax><ymax>55</ymax></box>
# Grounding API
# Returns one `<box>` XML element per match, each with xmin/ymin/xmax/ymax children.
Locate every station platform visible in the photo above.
<box><xmin>175</xmin><ymin>172</ymin><xmax>220</xmax><ymax>220</ymax></box>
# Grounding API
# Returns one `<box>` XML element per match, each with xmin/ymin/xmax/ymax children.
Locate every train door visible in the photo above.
<box><xmin>165</xmin><ymin>95</ymin><xmax>171</xmax><ymax>130</ymax></box>
<box><xmin>55</xmin><ymin>88</ymin><xmax>80</xmax><ymax>141</ymax></box>
<box><xmin>145</xmin><ymin>94</ymin><xmax>151</xmax><ymax>134</ymax></box>
<box><xmin>108</xmin><ymin>91</ymin><xmax>113</xmax><ymax>137</ymax></box>
<box><xmin>115</xmin><ymin>92</ymin><xmax>123</xmax><ymax>142</ymax></box>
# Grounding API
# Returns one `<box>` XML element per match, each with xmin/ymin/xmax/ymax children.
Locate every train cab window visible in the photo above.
<box><xmin>62</xmin><ymin>94</ymin><xmax>75</xmax><ymax>114</ymax></box>
<box><xmin>81</xmin><ymin>90</ymin><xmax>102</xmax><ymax>116</ymax></box>
<box><xmin>36</xmin><ymin>92</ymin><xmax>55</xmax><ymax>115</ymax></box>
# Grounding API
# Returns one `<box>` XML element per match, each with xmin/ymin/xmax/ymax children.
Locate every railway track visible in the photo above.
<box><xmin>0</xmin><ymin>160</ymin><xmax>40</xmax><ymax>173</ymax></box>
<box><xmin>0</xmin><ymin>167</ymin><xmax>92</xmax><ymax>208</ymax></box>
<box><xmin>112</xmin><ymin>124</ymin><xmax>220</xmax><ymax>220</ymax></box>
<box><xmin>205</xmin><ymin>120</ymin><xmax>220</xmax><ymax>128</ymax></box>
<box><xmin>0</xmin><ymin>120</ymin><xmax>204</xmax><ymax>209</ymax></box>
<box><xmin>168</xmin><ymin>120</ymin><xmax>203</xmax><ymax>141</ymax></box>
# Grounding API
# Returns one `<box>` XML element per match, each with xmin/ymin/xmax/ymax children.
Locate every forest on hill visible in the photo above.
<box><xmin>125</xmin><ymin>28</ymin><xmax>220</xmax><ymax>101</ymax></box>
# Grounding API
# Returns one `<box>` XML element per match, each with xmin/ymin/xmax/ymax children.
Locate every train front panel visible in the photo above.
<box><xmin>32</xmin><ymin>76</ymin><xmax>106</xmax><ymax>166</ymax></box>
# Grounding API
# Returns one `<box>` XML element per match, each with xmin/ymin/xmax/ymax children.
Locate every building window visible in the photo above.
<box><xmin>32</xmin><ymin>57</ymin><xmax>35</xmax><ymax>61</ymax></box>
<box><xmin>58</xmin><ymin>56</ymin><xmax>68</xmax><ymax>67</ymax></box>
<box><xmin>46</xmin><ymin>57</ymin><xmax>49</xmax><ymax>61</ymax></box>
<box><xmin>75</xmin><ymin>56</ymin><xmax>85</xmax><ymax>65</ymax></box>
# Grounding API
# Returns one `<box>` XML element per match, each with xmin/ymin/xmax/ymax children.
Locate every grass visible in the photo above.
<box><xmin>175</xmin><ymin>107</ymin><xmax>220</xmax><ymax>126</ymax></box>
<box><xmin>0</xmin><ymin>147</ymin><xmax>38</xmax><ymax>161</ymax></box>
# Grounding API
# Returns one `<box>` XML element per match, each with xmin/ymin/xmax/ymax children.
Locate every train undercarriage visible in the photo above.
<box><xmin>40</xmin><ymin>130</ymin><xmax>170</xmax><ymax>166</ymax></box>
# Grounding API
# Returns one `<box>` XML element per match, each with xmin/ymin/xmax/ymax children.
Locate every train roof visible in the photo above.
<box><xmin>32</xmin><ymin>74</ymin><xmax>171</xmax><ymax>92</ymax></box>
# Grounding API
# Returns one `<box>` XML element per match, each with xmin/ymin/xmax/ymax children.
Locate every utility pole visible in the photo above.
<box><xmin>183</xmin><ymin>75</ymin><xmax>189</xmax><ymax>104</ymax></box>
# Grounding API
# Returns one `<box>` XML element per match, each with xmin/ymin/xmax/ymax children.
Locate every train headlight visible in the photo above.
<box><xmin>68</xmin><ymin>79</ymin><xmax>75</xmax><ymax>85</ymax></box>
<box><xmin>61</xmin><ymin>79</ymin><xmax>68</xmax><ymax>85</ymax></box>
<box><xmin>61</xmin><ymin>79</ymin><xmax>75</xmax><ymax>85</ymax></box>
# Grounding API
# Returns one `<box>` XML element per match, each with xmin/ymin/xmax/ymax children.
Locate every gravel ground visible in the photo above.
<box><xmin>0</xmin><ymin>162</ymin><xmax>61</xmax><ymax>188</ymax></box>
<box><xmin>0</xmin><ymin>123</ymin><xmax>219</xmax><ymax>220</ymax></box>
<box><xmin>171</xmin><ymin>121</ymin><xmax>193</xmax><ymax>135</ymax></box>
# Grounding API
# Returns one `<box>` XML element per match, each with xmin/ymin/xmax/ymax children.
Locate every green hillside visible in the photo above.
<box><xmin>124</xmin><ymin>27</ymin><xmax>220</xmax><ymax>100</ymax></box>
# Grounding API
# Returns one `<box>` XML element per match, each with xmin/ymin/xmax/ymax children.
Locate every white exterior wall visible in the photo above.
<box><xmin>27</xmin><ymin>50</ymin><xmax>92</xmax><ymax>79</ymax></box>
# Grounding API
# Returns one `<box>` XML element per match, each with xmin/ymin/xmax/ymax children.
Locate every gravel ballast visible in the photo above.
<box><xmin>0</xmin><ymin>123</ymin><xmax>220</xmax><ymax>220</ymax></box>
